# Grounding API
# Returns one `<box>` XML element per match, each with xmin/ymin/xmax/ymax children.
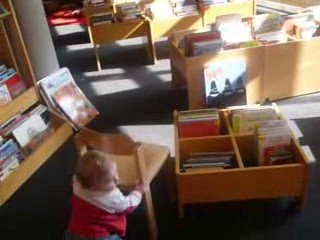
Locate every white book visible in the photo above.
<box><xmin>12</xmin><ymin>114</ymin><xmax>48</xmax><ymax>148</ymax></box>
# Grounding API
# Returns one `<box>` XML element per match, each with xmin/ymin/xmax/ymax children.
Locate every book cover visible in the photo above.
<box><xmin>0</xmin><ymin>71</ymin><xmax>27</xmax><ymax>98</ymax></box>
<box><xmin>0</xmin><ymin>85</ymin><xmax>11</xmax><ymax>105</ymax></box>
<box><xmin>39</xmin><ymin>68</ymin><xmax>99</xmax><ymax>128</ymax></box>
<box><xmin>184</xmin><ymin>31</ymin><xmax>221</xmax><ymax>56</ymax></box>
<box><xmin>12</xmin><ymin>114</ymin><xmax>48</xmax><ymax>148</ymax></box>
<box><xmin>204</xmin><ymin>59</ymin><xmax>246</xmax><ymax>108</ymax></box>
<box><xmin>178</xmin><ymin>118</ymin><xmax>220</xmax><ymax>138</ymax></box>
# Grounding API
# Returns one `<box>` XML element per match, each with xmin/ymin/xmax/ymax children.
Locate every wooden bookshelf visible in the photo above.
<box><xmin>174</xmin><ymin>107</ymin><xmax>309</xmax><ymax>218</ymax></box>
<box><xmin>0</xmin><ymin>114</ymin><xmax>73</xmax><ymax>205</ymax></box>
<box><xmin>84</xmin><ymin>1</ymin><xmax>156</xmax><ymax>71</ymax></box>
<box><xmin>83</xmin><ymin>0</ymin><xmax>256</xmax><ymax>69</ymax></box>
<box><xmin>0</xmin><ymin>0</ymin><xmax>73</xmax><ymax>206</ymax></box>
<box><xmin>0</xmin><ymin>87</ymin><xmax>38</xmax><ymax>124</ymax></box>
<box><xmin>169</xmin><ymin>28</ymin><xmax>320</xmax><ymax>109</ymax></box>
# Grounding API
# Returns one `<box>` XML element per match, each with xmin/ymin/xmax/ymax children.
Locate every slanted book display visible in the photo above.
<box><xmin>174</xmin><ymin>104</ymin><xmax>310</xmax><ymax>218</ymax></box>
<box><xmin>38</xmin><ymin>68</ymin><xmax>99</xmax><ymax>129</ymax></box>
<box><xmin>0</xmin><ymin>0</ymin><xmax>74</xmax><ymax>206</ymax></box>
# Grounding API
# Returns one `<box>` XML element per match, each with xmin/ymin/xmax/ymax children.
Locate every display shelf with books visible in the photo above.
<box><xmin>0</xmin><ymin>111</ymin><xmax>73</xmax><ymax>205</ymax></box>
<box><xmin>0</xmin><ymin>0</ymin><xmax>38</xmax><ymax>122</ymax></box>
<box><xmin>174</xmin><ymin>104</ymin><xmax>310</xmax><ymax>218</ymax></box>
<box><xmin>0</xmin><ymin>0</ymin><xmax>74</xmax><ymax>206</ymax></box>
<box><xmin>83</xmin><ymin>0</ymin><xmax>156</xmax><ymax>71</ymax></box>
<box><xmin>169</xmin><ymin>12</ymin><xmax>320</xmax><ymax>109</ymax></box>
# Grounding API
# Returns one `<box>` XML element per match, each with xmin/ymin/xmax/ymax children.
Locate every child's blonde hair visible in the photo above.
<box><xmin>75</xmin><ymin>150</ymin><xmax>115</xmax><ymax>189</ymax></box>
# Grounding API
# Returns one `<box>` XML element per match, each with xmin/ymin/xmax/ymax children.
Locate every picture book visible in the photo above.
<box><xmin>204</xmin><ymin>59</ymin><xmax>247</xmax><ymax>108</ymax></box>
<box><xmin>39</xmin><ymin>68</ymin><xmax>99</xmax><ymax>128</ymax></box>
<box><xmin>0</xmin><ymin>85</ymin><xmax>11</xmax><ymax>105</ymax></box>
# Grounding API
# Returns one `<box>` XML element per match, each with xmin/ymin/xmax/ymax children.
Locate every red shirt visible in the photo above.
<box><xmin>68</xmin><ymin>195</ymin><xmax>136</xmax><ymax>238</ymax></box>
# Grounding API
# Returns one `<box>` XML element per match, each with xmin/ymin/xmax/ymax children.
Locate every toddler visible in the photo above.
<box><xmin>66</xmin><ymin>150</ymin><xmax>145</xmax><ymax>240</ymax></box>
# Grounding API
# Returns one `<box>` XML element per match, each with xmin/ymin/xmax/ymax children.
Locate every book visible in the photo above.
<box><xmin>0</xmin><ymin>84</ymin><xmax>11</xmax><ymax>105</ymax></box>
<box><xmin>0</xmin><ymin>69</ymin><xmax>26</xmax><ymax>98</ymax></box>
<box><xmin>12</xmin><ymin>114</ymin><xmax>48</xmax><ymax>148</ymax></box>
<box><xmin>204</xmin><ymin>59</ymin><xmax>247</xmax><ymax>108</ymax></box>
<box><xmin>90</xmin><ymin>12</ymin><xmax>114</xmax><ymax>26</ymax></box>
<box><xmin>0</xmin><ymin>158</ymin><xmax>19</xmax><ymax>182</ymax></box>
<box><xmin>39</xmin><ymin>68</ymin><xmax>99</xmax><ymax>128</ymax></box>
<box><xmin>192</xmin><ymin>39</ymin><xmax>224</xmax><ymax>56</ymax></box>
<box><xmin>294</xmin><ymin>21</ymin><xmax>320</xmax><ymax>39</ymax></box>
<box><xmin>178</xmin><ymin>109</ymin><xmax>220</xmax><ymax>138</ymax></box>
<box><xmin>184</xmin><ymin>30</ymin><xmax>221</xmax><ymax>56</ymax></box>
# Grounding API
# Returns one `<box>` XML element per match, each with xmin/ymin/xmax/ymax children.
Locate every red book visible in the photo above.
<box><xmin>184</xmin><ymin>31</ymin><xmax>221</xmax><ymax>56</ymax></box>
<box><xmin>178</xmin><ymin>119</ymin><xmax>220</xmax><ymax>138</ymax></box>
<box><xmin>2</xmin><ymin>73</ymin><xmax>26</xmax><ymax>98</ymax></box>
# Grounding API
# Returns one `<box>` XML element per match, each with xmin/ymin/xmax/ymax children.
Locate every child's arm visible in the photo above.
<box><xmin>110</xmin><ymin>182</ymin><xmax>147</xmax><ymax>213</ymax></box>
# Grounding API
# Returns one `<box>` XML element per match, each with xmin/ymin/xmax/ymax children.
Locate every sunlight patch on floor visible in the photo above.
<box><xmin>90</xmin><ymin>79</ymin><xmax>140</xmax><ymax>95</ymax></box>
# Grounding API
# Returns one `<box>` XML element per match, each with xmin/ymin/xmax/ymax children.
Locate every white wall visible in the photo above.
<box><xmin>12</xmin><ymin>0</ymin><xmax>59</xmax><ymax>80</ymax></box>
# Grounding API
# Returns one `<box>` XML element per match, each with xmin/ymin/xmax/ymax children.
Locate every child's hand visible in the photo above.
<box><xmin>135</xmin><ymin>180</ymin><xmax>148</xmax><ymax>194</ymax></box>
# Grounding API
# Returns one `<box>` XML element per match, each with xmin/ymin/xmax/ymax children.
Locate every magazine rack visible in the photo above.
<box><xmin>169</xmin><ymin>27</ymin><xmax>320</xmax><ymax>109</ymax></box>
<box><xmin>0</xmin><ymin>0</ymin><xmax>73</xmax><ymax>206</ymax></box>
<box><xmin>174</xmin><ymin>105</ymin><xmax>310</xmax><ymax>218</ymax></box>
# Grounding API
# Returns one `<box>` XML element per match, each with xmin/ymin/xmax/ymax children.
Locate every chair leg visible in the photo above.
<box><xmin>143</xmin><ymin>186</ymin><xmax>158</xmax><ymax>240</ymax></box>
<box><xmin>166</xmin><ymin>158</ymin><xmax>177</xmax><ymax>201</ymax></box>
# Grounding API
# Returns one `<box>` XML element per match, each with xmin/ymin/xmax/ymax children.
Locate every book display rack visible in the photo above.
<box><xmin>0</xmin><ymin>0</ymin><xmax>73</xmax><ymax>206</ymax></box>
<box><xmin>174</xmin><ymin>105</ymin><xmax>309</xmax><ymax>218</ymax></box>
<box><xmin>169</xmin><ymin>13</ymin><xmax>320</xmax><ymax>109</ymax></box>
<box><xmin>83</xmin><ymin>0</ymin><xmax>256</xmax><ymax>70</ymax></box>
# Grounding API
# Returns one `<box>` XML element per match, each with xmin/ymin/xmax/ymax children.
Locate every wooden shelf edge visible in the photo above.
<box><xmin>0</xmin><ymin>120</ymin><xmax>73</xmax><ymax>206</ymax></box>
<box><xmin>0</xmin><ymin>87</ymin><xmax>38</xmax><ymax>124</ymax></box>
<box><xmin>0</xmin><ymin>11</ymin><xmax>11</xmax><ymax>19</ymax></box>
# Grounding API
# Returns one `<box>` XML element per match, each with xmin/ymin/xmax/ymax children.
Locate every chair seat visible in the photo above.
<box><xmin>140</xmin><ymin>143</ymin><xmax>170</xmax><ymax>183</ymax></box>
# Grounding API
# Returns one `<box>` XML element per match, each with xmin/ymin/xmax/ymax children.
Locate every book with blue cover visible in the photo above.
<box><xmin>204</xmin><ymin>59</ymin><xmax>247</xmax><ymax>108</ymax></box>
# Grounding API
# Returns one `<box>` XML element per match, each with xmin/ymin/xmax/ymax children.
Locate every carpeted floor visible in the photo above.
<box><xmin>1</xmin><ymin>26</ymin><xmax>320</xmax><ymax>240</ymax></box>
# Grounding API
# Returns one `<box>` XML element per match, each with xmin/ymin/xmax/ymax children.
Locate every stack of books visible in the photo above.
<box><xmin>116</xmin><ymin>2</ymin><xmax>143</xmax><ymax>22</ymax></box>
<box><xmin>183</xmin><ymin>30</ymin><xmax>224</xmax><ymax>56</ymax></box>
<box><xmin>281</xmin><ymin>12</ymin><xmax>320</xmax><ymax>40</ymax></box>
<box><xmin>0</xmin><ymin>64</ymin><xmax>27</xmax><ymax>105</ymax></box>
<box><xmin>256</xmin><ymin>119</ymin><xmax>294</xmax><ymax>166</ymax></box>
<box><xmin>0</xmin><ymin>104</ymin><xmax>52</xmax><ymax>155</ymax></box>
<box><xmin>228</xmin><ymin>105</ymin><xmax>277</xmax><ymax>134</ymax></box>
<box><xmin>254</xmin><ymin>13</ymin><xmax>287</xmax><ymax>45</ymax></box>
<box><xmin>182</xmin><ymin>151</ymin><xmax>235</xmax><ymax>172</ymax></box>
<box><xmin>90</xmin><ymin>12</ymin><xmax>115</xmax><ymax>26</ymax></box>
<box><xmin>170</xmin><ymin>0</ymin><xmax>198</xmax><ymax>17</ymax></box>
<box><xmin>0</xmin><ymin>138</ymin><xmax>24</xmax><ymax>182</ymax></box>
<box><xmin>178</xmin><ymin>109</ymin><xmax>220</xmax><ymax>138</ymax></box>
<box><xmin>213</xmin><ymin>14</ymin><xmax>254</xmax><ymax>49</ymax></box>
<box><xmin>38</xmin><ymin>68</ymin><xmax>99</xmax><ymax>129</ymax></box>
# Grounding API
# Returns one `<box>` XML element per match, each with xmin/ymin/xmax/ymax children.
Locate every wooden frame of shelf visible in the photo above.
<box><xmin>169</xmin><ymin>29</ymin><xmax>320</xmax><ymax>109</ymax></box>
<box><xmin>174</xmin><ymin>107</ymin><xmax>309</xmax><ymax>218</ymax></box>
<box><xmin>0</xmin><ymin>113</ymin><xmax>73</xmax><ymax>205</ymax></box>
<box><xmin>0</xmin><ymin>0</ymin><xmax>73</xmax><ymax>206</ymax></box>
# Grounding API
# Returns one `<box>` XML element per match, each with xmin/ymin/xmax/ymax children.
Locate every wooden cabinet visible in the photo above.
<box><xmin>174</xmin><ymin>107</ymin><xmax>309</xmax><ymax>218</ymax></box>
<box><xmin>0</xmin><ymin>0</ymin><xmax>73</xmax><ymax>206</ymax></box>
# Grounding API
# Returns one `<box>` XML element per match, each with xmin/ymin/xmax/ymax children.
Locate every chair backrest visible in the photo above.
<box><xmin>74</xmin><ymin>128</ymin><xmax>143</xmax><ymax>187</ymax></box>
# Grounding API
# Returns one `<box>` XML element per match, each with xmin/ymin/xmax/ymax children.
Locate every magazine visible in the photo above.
<box><xmin>204</xmin><ymin>59</ymin><xmax>247</xmax><ymax>108</ymax></box>
<box><xmin>39</xmin><ymin>68</ymin><xmax>99</xmax><ymax>128</ymax></box>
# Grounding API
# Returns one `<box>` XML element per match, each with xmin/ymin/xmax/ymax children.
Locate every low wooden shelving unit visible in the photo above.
<box><xmin>0</xmin><ymin>0</ymin><xmax>73</xmax><ymax>206</ymax></box>
<box><xmin>174</xmin><ymin>106</ymin><xmax>310</xmax><ymax>218</ymax></box>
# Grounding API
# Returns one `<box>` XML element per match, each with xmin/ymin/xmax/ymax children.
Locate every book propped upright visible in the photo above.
<box><xmin>38</xmin><ymin>68</ymin><xmax>99</xmax><ymax>129</ymax></box>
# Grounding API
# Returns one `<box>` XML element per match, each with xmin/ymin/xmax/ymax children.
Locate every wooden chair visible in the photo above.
<box><xmin>73</xmin><ymin>128</ymin><xmax>170</xmax><ymax>240</ymax></box>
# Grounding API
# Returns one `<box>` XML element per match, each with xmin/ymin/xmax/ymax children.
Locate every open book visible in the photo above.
<box><xmin>38</xmin><ymin>68</ymin><xmax>99</xmax><ymax>129</ymax></box>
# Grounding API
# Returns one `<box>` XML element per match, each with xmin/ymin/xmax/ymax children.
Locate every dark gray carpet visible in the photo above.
<box><xmin>1</xmin><ymin>26</ymin><xmax>320</xmax><ymax>240</ymax></box>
